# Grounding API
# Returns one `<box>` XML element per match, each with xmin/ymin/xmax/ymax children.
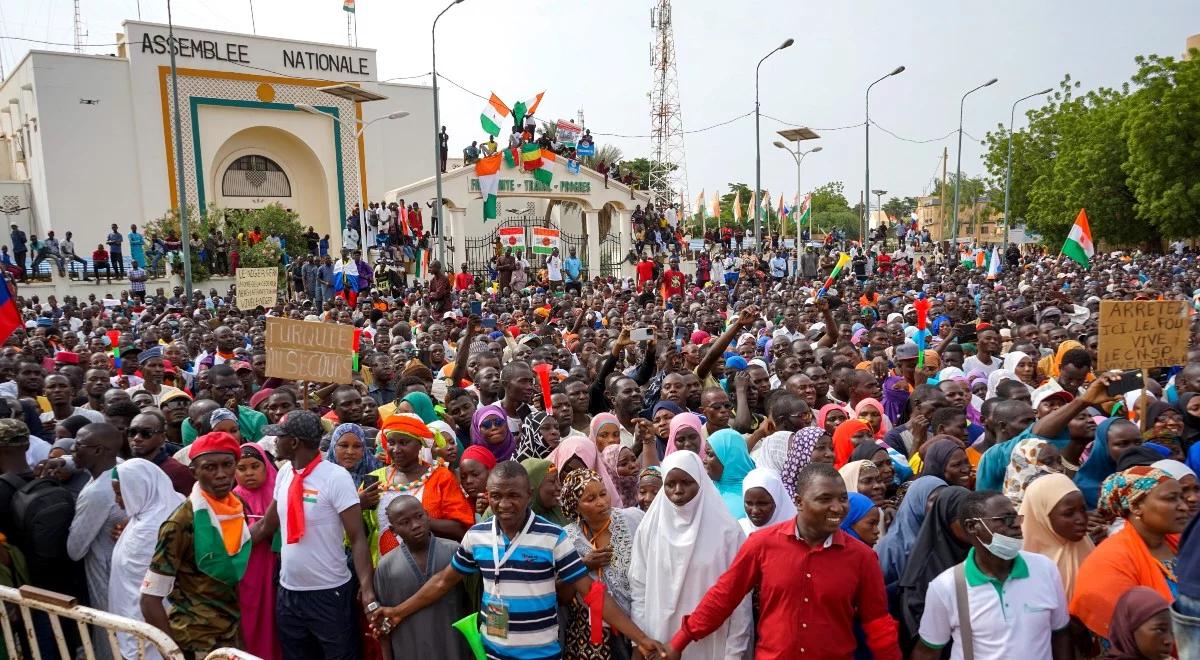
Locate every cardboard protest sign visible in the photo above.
<box><xmin>1096</xmin><ymin>300</ymin><xmax>1189</xmax><ymax>371</ymax></box>
<box><xmin>235</xmin><ymin>267</ymin><xmax>279</xmax><ymax>310</ymax></box>
<box><xmin>265</xmin><ymin>317</ymin><xmax>354</xmax><ymax>384</ymax></box>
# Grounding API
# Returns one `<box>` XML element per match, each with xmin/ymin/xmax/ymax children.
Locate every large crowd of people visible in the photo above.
<box><xmin>0</xmin><ymin>231</ymin><xmax>1197</xmax><ymax>660</ymax></box>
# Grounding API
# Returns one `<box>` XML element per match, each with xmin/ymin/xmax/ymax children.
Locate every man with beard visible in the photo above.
<box><xmin>748</xmin><ymin>392</ymin><xmax>811</xmax><ymax>473</ymax></box>
<box><xmin>183</xmin><ymin>365</ymin><xmax>266</xmax><ymax>443</ymax></box>
<box><xmin>126</xmin><ymin>346</ymin><xmax>183</xmax><ymax>406</ymax></box>
<box><xmin>785</xmin><ymin>373</ymin><xmax>818</xmax><ymax>409</ymax></box>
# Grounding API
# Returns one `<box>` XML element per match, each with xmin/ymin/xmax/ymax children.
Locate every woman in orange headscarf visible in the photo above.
<box><xmin>832</xmin><ymin>419</ymin><xmax>874</xmax><ymax>469</ymax></box>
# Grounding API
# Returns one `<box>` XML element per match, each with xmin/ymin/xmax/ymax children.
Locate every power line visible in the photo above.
<box><xmin>0</xmin><ymin>35</ymin><xmax>120</xmax><ymax>47</ymax></box>
<box><xmin>760</xmin><ymin>113</ymin><xmax>865</xmax><ymax>132</ymax></box>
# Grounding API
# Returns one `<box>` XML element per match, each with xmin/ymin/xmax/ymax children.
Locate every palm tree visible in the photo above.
<box><xmin>580</xmin><ymin>144</ymin><xmax>622</xmax><ymax>170</ymax></box>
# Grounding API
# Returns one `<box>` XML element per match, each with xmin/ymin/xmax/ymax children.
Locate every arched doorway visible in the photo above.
<box><xmin>211</xmin><ymin>127</ymin><xmax>329</xmax><ymax>234</ymax></box>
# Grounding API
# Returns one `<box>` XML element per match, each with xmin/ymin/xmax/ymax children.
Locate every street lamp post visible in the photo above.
<box><xmin>871</xmin><ymin>188</ymin><xmax>887</xmax><ymax>245</ymax></box>
<box><xmin>950</xmin><ymin>77</ymin><xmax>998</xmax><ymax>242</ymax></box>
<box><xmin>166</xmin><ymin>0</ymin><xmax>193</xmax><ymax>299</ymax></box>
<box><xmin>432</xmin><ymin>0</ymin><xmax>465</xmax><ymax>267</ymax></box>
<box><xmin>1002</xmin><ymin>87</ymin><xmax>1052</xmax><ymax>250</ymax></box>
<box><xmin>754</xmin><ymin>38</ymin><xmax>793</xmax><ymax>253</ymax></box>
<box><xmin>865</xmin><ymin>65</ymin><xmax>904</xmax><ymax>245</ymax></box>
<box><xmin>774</xmin><ymin>140</ymin><xmax>821</xmax><ymax>276</ymax></box>
<box><xmin>296</xmin><ymin>104</ymin><xmax>409</xmax><ymax>251</ymax></box>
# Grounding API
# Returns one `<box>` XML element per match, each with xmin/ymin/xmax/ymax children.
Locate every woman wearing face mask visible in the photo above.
<box><xmin>1019</xmin><ymin>473</ymin><xmax>1094</xmax><ymax>599</ymax></box>
<box><xmin>560</xmin><ymin>468</ymin><xmax>645</xmax><ymax>660</ymax></box>
<box><xmin>1070</xmin><ymin>466</ymin><xmax>1189</xmax><ymax>642</ymax></box>
<box><xmin>1075</xmin><ymin>418</ymin><xmax>1145</xmax><ymax>509</ymax></box>
<box><xmin>739</xmin><ymin>467</ymin><xmax>797</xmax><ymax>536</ymax></box>
<box><xmin>628</xmin><ymin>451</ymin><xmax>752</xmax><ymax>660</ymax></box>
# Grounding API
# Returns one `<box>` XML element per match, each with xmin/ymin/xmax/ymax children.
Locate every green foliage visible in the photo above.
<box><xmin>1123</xmin><ymin>51</ymin><xmax>1200</xmax><ymax>237</ymax></box>
<box><xmin>579</xmin><ymin>144</ymin><xmax>623</xmax><ymax>170</ymax></box>
<box><xmin>982</xmin><ymin>50</ymin><xmax>1200</xmax><ymax>247</ymax></box>
<box><xmin>146</xmin><ymin>203</ymin><xmax>308</xmax><ymax>280</ymax></box>
<box><xmin>881</xmin><ymin>196</ymin><xmax>918</xmax><ymax>221</ymax></box>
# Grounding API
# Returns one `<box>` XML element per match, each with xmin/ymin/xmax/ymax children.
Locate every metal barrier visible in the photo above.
<box><xmin>0</xmin><ymin>584</ymin><xmax>183</xmax><ymax>660</ymax></box>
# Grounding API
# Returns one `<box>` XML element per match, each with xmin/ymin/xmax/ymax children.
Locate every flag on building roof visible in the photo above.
<box><xmin>512</xmin><ymin>91</ymin><xmax>545</xmax><ymax>127</ymax></box>
<box><xmin>533</xmin><ymin>149</ymin><xmax>556</xmax><ymax>185</ymax></box>
<box><xmin>480</xmin><ymin>93</ymin><xmax>510</xmax><ymax>137</ymax></box>
<box><xmin>521</xmin><ymin>143</ymin><xmax>543</xmax><ymax>171</ymax></box>
<box><xmin>343</xmin><ymin>0</ymin><xmax>355</xmax><ymax>13</ymax></box>
<box><xmin>503</xmin><ymin>147</ymin><xmax>518</xmax><ymax>169</ymax></box>
<box><xmin>1062</xmin><ymin>208</ymin><xmax>1094</xmax><ymax>268</ymax></box>
<box><xmin>475</xmin><ymin>153</ymin><xmax>502</xmax><ymax>221</ymax></box>
<box><xmin>733</xmin><ymin>188</ymin><xmax>743</xmax><ymax>222</ymax></box>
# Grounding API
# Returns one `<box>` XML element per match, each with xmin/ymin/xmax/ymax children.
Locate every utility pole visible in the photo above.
<box><xmin>940</xmin><ymin>146</ymin><xmax>948</xmax><ymax>242</ymax></box>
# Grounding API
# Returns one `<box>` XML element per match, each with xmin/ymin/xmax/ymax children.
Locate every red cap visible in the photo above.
<box><xmin>188</xmin><ymin>431</ymin><xmax>241</xmax><ymax>460</ymax></box>
<box><xmin>54</xmin><ymin>351</ymin><xmax>80</xmax><ymax>365</ymax></box>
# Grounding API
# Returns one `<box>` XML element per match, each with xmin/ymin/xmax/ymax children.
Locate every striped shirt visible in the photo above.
<box><xmin>451</xmin><ymin>511</ymin><xmax>588</xmax><ymax>660</ymax></box>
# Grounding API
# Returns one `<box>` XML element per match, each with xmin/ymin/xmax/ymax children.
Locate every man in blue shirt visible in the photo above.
<box><xmin>374</xmin><ymin>461</ymin><xmax>667</xmax><ymax>660</ymax></box>
<box><xmin>564</xmin><ymin>247</ymin><xmax>583</xmax><ymax>294</ymax></box>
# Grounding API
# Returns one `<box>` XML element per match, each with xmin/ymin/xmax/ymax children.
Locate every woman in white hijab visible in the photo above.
<box><xmin>739</xmin><ymin>467</ymin><xmax>797</xmax><ymax>536</ymax></box>
<box><xmin>108</xmin><ymin>458</ymin><xmax>184</xmax><ymax>660</ymax></box>
<box><xmin>985</xmin><ymin>368</ymin><xmax>1018</xmax><ymax>399</ymax></box>
<box><xmin>629</xmin><ymin>450</ymin><xmax>753</xmax><ymax>660</ymax></box>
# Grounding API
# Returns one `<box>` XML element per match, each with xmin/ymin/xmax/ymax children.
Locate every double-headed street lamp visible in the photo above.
<box><xmin>774</xmin><ymin>132</ymin><xmax>820</xmax><ymax>274</ymax></box>
<box><xmin>754</xmin><ymin>38</ymin><xmax>793</xmax><ymax>252</ymax></box>
<box><xmin>950</xmin><ymin>77</ymin><xmax>998</xmax><ymax>241</ymax></box>
<box><xmin>1002</xmin><ymin>87</ymin><xmax>1052</xmax><ymax>250</ymax></box>
<box><xmin>432</xmin><ymin>0</ymin><xmax>465</xmax><ymax>267</ymax></box>
<box><xmin>296</xmin><ymin>104</ymin><xmax>410</xmax><ymax>250</ymax></box>
<box><xmin>864</xmin><ymin>66</ymin><xmax>904</xmax><ymax>244</ymax></box>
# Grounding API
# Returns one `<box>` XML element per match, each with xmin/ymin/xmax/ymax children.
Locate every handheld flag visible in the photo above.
<box><xmin>533</xmin><ymin>149</ymin><xmax>556</xmax><ymax>185</ymax></box>
<box><xmin>986</xmin><ymin>246</ymin><xmax>1001</xmax><ymax>280</ymax></box>
<box><xmin>817</xmin><ymin>253</ymin><xmax>851</xmax><ymax>299</ymax></box>
<box><xmin>914</xmin><ymin>293</ymin><xmax>932</xmax><ymax>368</ymax></box>
<box><xmin>533</xmin><ymin>363</ymin><xmax>554</xmax><ymax>411</ymax></box>
<box><xmin>520</xmin><ymin>143</ymin><xmax>543</xmax><ymax>171</ymax></box>
<box><xmin>480</xmin><ymin>93</ymin><xmax>510</xmax><ymax>137</ymax></box>
<box><xmin>1062</xmin><ymin>208</ymin><xmax>1094</xmax><ymax>268</ymax></box>
<box><xmin>511</xmin><ymin>91</ymin><xmax>545</xmax><ymax>128</ymax></box>
<box><xmin>475</xmin><ymin>154</ymin><xmax>502</xmax><ymax>221</ymax></box>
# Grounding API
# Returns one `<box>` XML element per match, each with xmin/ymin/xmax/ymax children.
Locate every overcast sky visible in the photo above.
<box><xmin>4</xmin><ymin>0</ymin><xmax>1197</xmax><ymax>209</ymax></box>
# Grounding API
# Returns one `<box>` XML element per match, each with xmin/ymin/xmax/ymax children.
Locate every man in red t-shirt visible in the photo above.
<box><xmin>454</xmin><ymin>263</ymin><xmax>475</xmax><ymax>291</ymax></box>
<box><xmin>635</xmin><ymin>255</ymin><xmax>656</xmax><ymax>292</ymax></box>
<box><xmin>662</xmin><ymin>257</ymin><xmax>686</xmax><ymax>298</ymax></box>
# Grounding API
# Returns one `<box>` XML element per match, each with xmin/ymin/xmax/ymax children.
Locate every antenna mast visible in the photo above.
<box><xmin>648</xmin><ymin>0</ymin><xmax>689</xmax><ymax>215</ymax></box>
<box><xmin>73</xmin><ymin>0</ymin><xmax>86</xmax><ymax>53</ymax></box>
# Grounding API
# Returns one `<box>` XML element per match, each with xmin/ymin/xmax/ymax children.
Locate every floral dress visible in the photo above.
<box><xmin>563</xmin><ymin>507</ymin><xmax>643</xmax><ymax>660</ymax></box>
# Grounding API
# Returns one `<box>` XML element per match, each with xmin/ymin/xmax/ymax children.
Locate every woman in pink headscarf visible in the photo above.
<box><xmin>664</xmin><ymin>412</ymin><xmax>708</xmax><ymax>457</ymax></box>
<box><xmin>233</xmin><ymin>443</ymin><xmax>281</xmax><ymax>660</ymax></box>
<box><xmin>548</xmin><ymin>436</ymin><xmax>625</xmax><ymax>508</ymax></box>
<box><xmin>854</xmin><ymin>398</ymin><xmax>891</xmax><ymax>440</ymax></box>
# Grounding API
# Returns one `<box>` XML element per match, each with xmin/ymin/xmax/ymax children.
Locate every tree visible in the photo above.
<box><xmin>881</xmin><ymin>196</ymin><xmax>917</xmax><ymax>222</ymax></box>
<box><xmin>619</xmin><ymin>158</ymin><xmax>673</xmax><ymax>192</ymax></box>
<box><xmin>806</xmin><ymin>181</ymin><xmax>860</xmax><ymax>239</ymax></box>
<box><xmin>146</xmin><ymin>203</ymin><xmax>310</xmax><ymax>282</ymax></box>
<box><xmin>1124</xmin><ymin>51</ymin><xmax>1200</xmax><ymax>238</ymax></box>
<box><xmin>579</xmin><ymin>144</ymin><xmax>623</xmax><ymax>171</ymax></box>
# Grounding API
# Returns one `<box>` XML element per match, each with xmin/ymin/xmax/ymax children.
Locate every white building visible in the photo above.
<box><xmin>0</xmin><ymin>20</ymin><xmax>433</xmax><ymax>259</ymax></box>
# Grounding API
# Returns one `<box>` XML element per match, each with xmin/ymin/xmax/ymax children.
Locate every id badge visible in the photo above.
<box><xmin>485</xmin><ymin>599</ymin><xmax>510</xmax><ymax>639</ymax></box>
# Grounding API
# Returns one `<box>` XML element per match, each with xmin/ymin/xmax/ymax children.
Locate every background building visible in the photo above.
<box><xmin>0</xmin><ymin>20</ymin><xmax>433</xmax><ymax>256</ymax></box>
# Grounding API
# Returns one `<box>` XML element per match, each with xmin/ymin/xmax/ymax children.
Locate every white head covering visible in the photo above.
<box><xmin>739</xmin><ymin>467</ymin><xmax>798</xmax><ymax>535</ymax></box>
<box><xmin>108</xmin><ymin>459</ymin><xmax>184</xmax><ymax>660</ymax></box>
<box><xmin>1152</xmin><ymin>459</ymin><xmax>1196</xmax><ymax>481</ymax></box>
<box><xmin>838</xmin><ymin>459</ymin><xmax>875</xmax><ymax>494</ymax></box>
<box><xmin>986</xmin><ymin>368</ymin><xmax>1018</xmax><ymax>399</ymax></box>
<box><xmin>629</xmin><ymin>451</ymin><xmax>753</xmax><ymax>657</ymax></box>
<box><xmin>1002</xmin><ymin>351</ymin><xmax>1032</xmax><ymax>376</ymax></box>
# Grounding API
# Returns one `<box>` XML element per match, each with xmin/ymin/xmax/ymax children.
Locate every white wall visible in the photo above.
<box><xmin>360</xmin><ymin>82</ymin><xmax>434</xmax><ymax>206</ymax></box>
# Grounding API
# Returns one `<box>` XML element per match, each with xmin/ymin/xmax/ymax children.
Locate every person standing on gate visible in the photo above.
<box><xmin>564</xmin><ymin>247</ymin><xmax>583</xmax><ymax>294</ymax></box>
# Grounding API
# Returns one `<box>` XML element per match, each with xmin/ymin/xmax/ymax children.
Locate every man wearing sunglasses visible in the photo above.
<box><xmin>913</xmin><ymin>490</ymin><xmax>1071</xmax><ymax>660</ymax></box>
<box><xmin>128</xmin><ymin>410</ymin><xmax>193</xmax><ymax>496</ymax></box>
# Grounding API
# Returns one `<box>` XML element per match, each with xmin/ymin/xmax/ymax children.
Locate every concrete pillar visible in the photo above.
<box><xmin>447</xmin><ymin>207</ymin><xmax>466</xmax><ymax>268</ymax></box>
<box><xmin>616</xmin><ymin>209</ymin><xmax>635</xmax><ymax>281</ymax></box>
<box><xmin>583</xmin><ymin>209</ymin><xmax>600</xmax><ymax>280</ymax></box>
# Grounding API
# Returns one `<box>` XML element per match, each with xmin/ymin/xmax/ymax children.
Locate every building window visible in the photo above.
<box><xmin>221</xmin><ymin>155</ymin><xmax>291</xmax><ymax>197</ymax></box>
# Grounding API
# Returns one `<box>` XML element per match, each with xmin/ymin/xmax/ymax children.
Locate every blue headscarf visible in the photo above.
<box><xmin>1074</xmin><ymin>417</ymin><xmax>1136</xmax><ymax>509</ymax></box>
<box><xmin>707</xmin><ymin>429</ymin><xmax>757</xmax><ymax>520</ymax></box>
<box><xmin>324</xmin><ymin>423</ymin><xmax>381</xmax><ymax>487</ymax></box>
<box><xmin>840</xmin><ymin>492</ymin><xmax>876</xmax><ymax>542</ymax></box>
<box><xmin>876</xmin><ymin>476</ymin><xmax>947</xmax><ymax>594</ymax></box>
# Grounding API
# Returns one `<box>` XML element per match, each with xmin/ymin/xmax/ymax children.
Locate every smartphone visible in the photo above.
<box><xmin>470</xmin><ymin>301</ymin><xmax>482</xmax><ymax>315</ymax></box>
<box><xmin>955</xmin><ymin>322</ymin><xmax>978</xmax><ymax>343</ymax></box>
<box><xmin>1107</xmin><ymin>369</ymin><xmax>1144</xmax><ymax>397</ymax></box>
<box><xmin>630</xmin><ymin>327</ymin><xmax>654</xmax><ymax>342</ymax></box>
<box><xmin>482</xmin><ymin>317</ymin><xmax>497</xmax><ymax>329</ymax></box>
<box><xmin>361</xmin><ymin>474</ymin><xmax>380</xmax><ymax>489</ymax></box>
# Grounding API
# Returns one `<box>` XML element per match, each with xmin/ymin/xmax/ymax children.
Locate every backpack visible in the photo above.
<box><xmin>0</xmin><ymin>474</ymin><xmax>75</xmax><ymax>562</ymax></box>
